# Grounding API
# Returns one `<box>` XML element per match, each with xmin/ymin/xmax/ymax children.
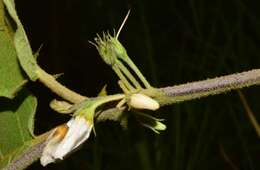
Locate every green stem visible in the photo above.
<box><xmin>94</xmin><ymin>94</ymin><xmax>125</xmax><ymax>108</ymax></box>
<box><xmin>36</xmin><ymin>67</ymin><xmax>86</xmax><ymax>104</ymax></box>
<box><xmin>116</xmin><ymin>60</ymin><xmax>142</xmax><ymax>89</ymax></box>
<box><xmin>122</xmin><ymin>58</ymin><xmax>151</xmax><ymax>88</ymax></box>
<box><xmin>118</xmin><ymin>80</ymin><xmax>130</xmax><ymax>94</ymax></box>
<box><xmin>112</xmin><ymin>65</ymin><xmax>135</xmax><ymax>91</ymax></box>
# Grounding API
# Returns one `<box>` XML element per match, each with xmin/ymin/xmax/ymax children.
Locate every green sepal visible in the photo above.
<box><xmin>91</xmin><ymin>32</ymin><xmax>128</xmax><ymax>66</ymax></box>
<box><xmin>73</xmin><ymin>99</ymin><xmax>96</xmax><ymax>123</ymax></box>
<box><xmin>134</xmin><ymin>112</ymin><xmax>166</xmax><ymax>134</ymax></box>
<box><xmin>49</xmin><ymin>99</ymin><xmax>73</xmax><ymax>114</ymax></box>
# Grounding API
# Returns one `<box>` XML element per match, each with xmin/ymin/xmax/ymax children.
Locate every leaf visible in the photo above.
<box><xmin>0</xmin><ymin>30</ymin><xmax>27</xmax><ymax>98</ymax></box>
<box><xmin>0</xmin><ymin>89</ymin><xmax>37</xmax><ymax>169</ymax></box>
<box><xmin>0</xmin><ymin>1</ymin><xmax>27</xmax><ymax>98</ymax></box>
<box><xmin>3</xmin><ymin>0</ymin><xmax>38</xmax><ymax>81</ymax></box>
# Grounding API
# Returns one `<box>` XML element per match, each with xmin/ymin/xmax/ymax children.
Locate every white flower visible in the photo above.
<box><xmin>40</xmin><ymin>116</ymin><xmax>93</xmax><ymax>166</ymax></box>
<box><xmin>129</xmin><ymin>93</ymin><xmax>160</xmax><ymax>111</ymax></box>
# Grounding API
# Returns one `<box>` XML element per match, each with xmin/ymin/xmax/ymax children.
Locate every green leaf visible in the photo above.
<box><xmin>0</xmin><ymin>89</ymin><xmax>37</xmax><ymax>168</ymax></box>
<box><xmin>0</xmin><ymin>30</ymin><xmax>28</xmax><ymax>98</ymax></box>
<box><xmin>0</xmin><ymin>1</ymin><xmax>28</xmax><ymax>98</ymax></box>
<box><xmin>3</xmin><ymin>0</ymin><xmax>38</xmax><ymax>81</ymax></box>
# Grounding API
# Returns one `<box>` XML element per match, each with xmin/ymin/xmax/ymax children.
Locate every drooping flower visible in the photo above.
<box><xmin>40</xmin><ymin>116</ymin><xmax>93</xmax><ymax>166</ymax></box>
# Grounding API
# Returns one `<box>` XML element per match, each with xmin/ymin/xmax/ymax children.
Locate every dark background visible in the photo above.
<box><xmin>15</xmin><ymin>0</ymin><xmax>260</xmax><ymax>169</ymax></box>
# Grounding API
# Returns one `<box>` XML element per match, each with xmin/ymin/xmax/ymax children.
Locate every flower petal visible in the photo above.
<box><xmin>53</xmin><ymin>116</ymin><xmax>93</xmax><ymax>159</ymax></box>
<box><xmin>40</xmin><ymin>124</ymin><xmax>69</xmax><ymax>166</ymax></box>
<box><xmin>40</xmin><ymin>116</ymin><xmax>93</xmax><ymax>166</ymax></box>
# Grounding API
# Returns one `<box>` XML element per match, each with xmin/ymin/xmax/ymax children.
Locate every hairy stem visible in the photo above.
<box><xmin>2</xmin><ymin>132</ymin><xmax>50</xmax><ymax>170</ymax></box>
<box><xmin>142</xmin><ymin>69</ymin><xmax>260</xmax><ymax>105</ymax></box>
<box><xmin>36</xmin><ymin>67</ymin><xmax>86</xmax><ymax>104</ymax></box>
<box><xmin>4</xmin><ymin>68</ymin><xmax>260</xmax><ymax>169</ymax></box>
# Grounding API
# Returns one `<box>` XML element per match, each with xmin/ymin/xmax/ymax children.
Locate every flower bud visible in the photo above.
<box><xmin>129</xmin><ymin>94</ymin><xmax>159</xmax><ymax>111</ymax></box>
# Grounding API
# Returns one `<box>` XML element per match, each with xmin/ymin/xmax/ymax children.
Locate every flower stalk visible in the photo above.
<box><xmin>90</xmin><ymin>31</ymin><xmax>151</xmax><ymax>92</ymax></box>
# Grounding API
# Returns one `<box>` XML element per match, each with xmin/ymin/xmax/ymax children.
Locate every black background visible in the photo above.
<box><xmin>13</xmin><ymin>0</ymin><xmax>260</xmax><ymax>169</ymax></box>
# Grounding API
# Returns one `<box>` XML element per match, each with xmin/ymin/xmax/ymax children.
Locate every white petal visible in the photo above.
<box><xmin>73</xmin><ymin>121</ymin><xmax>93</xmax><ymax>149</ymax></box>
<box><xmin>53</xmin><ymin>117</ymin><xmax>93</xmax><ymax>159</ymax></box>
<box><xmin>40</xmin><ymin>155</ymin><xmax>55</xmax><ymax>167</ymax></box>
<box><xmin>40</xmin><ymin>125</ymin><xmax>68</xmax><ymax>166</ymax></box>
<box><xmin>40</xmin><ymin>116</ymin><xmax>93</xmax><ymax>166</ymax></box>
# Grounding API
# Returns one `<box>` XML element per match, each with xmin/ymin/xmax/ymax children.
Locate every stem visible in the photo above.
<box><xmin>94</xmin><ymin>94</ymin><xmax>125</xmax><ymax>107</ymax></box>
<box><xmin>36</xmin><ymin>67</ymin><xmax>86</xmax><ymax>104</ymax></box>
<box><xmin>219</xmin><ymin>145</ymin><xmax>239</xmax><ymax>170</ymax></box>
<box><xmin>238</xmin><ymin>91</ymin><xmax>260</xmax><ymax>138</ymax></box>
<box><xmin>142</xmin><ymin>69</ymin><xmax>260</xmax><ymax>105</ymax></box>
<box><xmin>118</xmin><ymin>80</ymin><xmax>130</xmax><ymax>94</ymax></box>
<box><xmin>116</xmin><ymin>60</ymin><xmax>142</xmax><ymax>89</ymax></box>
<box><xmin>4</xmin><ymin>68</ymin><xmax>260</xmax><ymax>169</ymax></box>
<box><xmin>2</xmin><ymin>132</ymin><xmax>50</xmax><ymax>170</ymax></box>
<box><xmin>123</xmin><ymin>58</ymin><xmax>151</xmax><ymax>88</ymax></box>
<box><xmin>112</xmin><ymin>65</ymin><xmax>135</xmax><ymax>91</ymax></box>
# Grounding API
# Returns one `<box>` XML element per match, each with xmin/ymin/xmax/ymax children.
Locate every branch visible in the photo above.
<box><xmin>142</xmin><ymin>69</ymin><xmax>260</xmax><ymax>105</ymax></box>
<box><xmin>36</xmin><ymin>67</ymin><xmax>86</xmax><ymax>104</ymax></box>
<box><xmin>2</xmin><ymin>132</ymin><xmax>50</xmax><ymax>170</ymax></box>
<box><xmin>7</xmin><ymin>68</ymin><xmax>260</xmax><ymax>169</ymax></box>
